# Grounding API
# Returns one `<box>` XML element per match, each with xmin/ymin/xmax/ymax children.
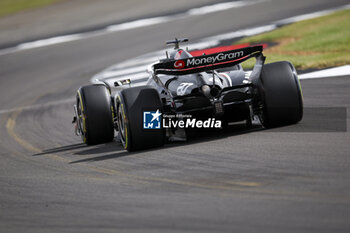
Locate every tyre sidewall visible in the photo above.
<box><xmin>259</xmin><ymin>61</ymin><xmax>303</xmax><ymax>127</ymax></box>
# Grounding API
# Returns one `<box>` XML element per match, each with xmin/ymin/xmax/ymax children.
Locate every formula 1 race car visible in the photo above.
<box><xmin>73</xmin><ymin>38</ymin><xmax>303</xmax><ymax>151</ymax></box>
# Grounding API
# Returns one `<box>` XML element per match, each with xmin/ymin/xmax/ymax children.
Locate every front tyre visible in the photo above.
<box><xmin>259</xmin><ymin>61</ymin><xmax>303</xmax><ymax>128</ymax></box>
<box><xmin>76</xmin><ymin>84</ymin><xmax>114</xmax><ymax>145</ymax></box>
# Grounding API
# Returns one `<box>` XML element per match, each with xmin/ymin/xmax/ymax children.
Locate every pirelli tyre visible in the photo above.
<box><xmin>76</xmin><ymin>84</ymin><xmax>114</xmax><ymax>145</ymax></box>
<box><xmin>258</xmin><ymin>61</ymin><xmax>303</xmax><ymax>128</ymax></box>
<box><xmin>116</xmin><ymin>86</ymin><xmax>165</xmax><ymax>152</ymax></box>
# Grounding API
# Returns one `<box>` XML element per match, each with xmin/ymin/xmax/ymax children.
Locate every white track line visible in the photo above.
<box><xmin>1</xmin><ymin>1</ymin><xmax>349</xmax><ymax>57</ymax></box>
<box><xmin>1</xmin><ymin>2</ymin><xmax>349</xmax><ymax>57</ymax></box>
<box><xmin>17</xmin><ymin>34</ymin><xmax>83</xmax><ymax>50</ymax></box>
<box><xmin>299</xmin><ymin>65</ymin><xmax>350</xmax><ymax>79</ymax></box>
<box><xmin>276</xmin><ymin>4</ymin><xmax>350</xmax><ymax>25</ymax></box>
<box><xmin>0</xmin><ymin>0</ymin><xmax>263</xmax><ymax>56</ymax></box>
<box><xmin>187</xmin><ymin>0</ymin><xmax>260</xmax><ymax>16</ymax></box>
<box><xmin>106</xmin><ymin>16</ymin><xmax>170</xmax><ymax>32</ymax></box>
<box><xmin>105</xmin><ymin>72</ymin><xmax>149</xmax><ymax>81</ymax></box>
<box><xmin>202</xmin><ymin>24</ymin><xmax>277</xmax><ymax>42</ymax></box>
<box><xmin>100</xmin><ymin>65</ymin><xmax>149</xmax><ymax>78</ymax></box>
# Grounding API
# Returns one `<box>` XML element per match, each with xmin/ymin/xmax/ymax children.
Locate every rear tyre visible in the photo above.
<box><xmin>77</xmin><ymin>84</ymin><xmax>114</xmax><ymax>145</ymax></box>
<box><xmin>258</xmin><ymin>61</ymin><xmax>303</xmax><ymax>128</ymax></box>
<box><xmin>116</xmin><ymin>86</ymin><xmax>165</xmax><ymax>152</ymax></box>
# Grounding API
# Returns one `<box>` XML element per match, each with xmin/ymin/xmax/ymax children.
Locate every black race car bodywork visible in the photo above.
<box><xmin>73</xmin><ymin>38</ymin><xmax>303</xmax><ymax>151</ymax></box>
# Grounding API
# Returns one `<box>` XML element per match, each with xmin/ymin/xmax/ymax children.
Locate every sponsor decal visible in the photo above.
<box><xmin>163</xmin><ymin>117</ymin><xmax>221</xmax><ymax>129</ymax></box>
<box><xmin>186</xmin><ymin>51</ymin><xmax>244</xmax><ymax>66</ymax></box>
<box><xmin>172</xmin><ymin>51</ymin><xmax>244</xmax><ymax>69</ymax></box>
<box><xmin>174</xmin><ymin>60</ymin><xmax>185</xmax><ymax>69</ymax></box>
<box><xmin>143</xmin><ymin>110</ymin><xmax>162</xmax><ymax>129</ymax></box>
<box><xmin>176</xmin><ymin>82</ymin><xmax>193</xmax><ymax>96</ymax></box>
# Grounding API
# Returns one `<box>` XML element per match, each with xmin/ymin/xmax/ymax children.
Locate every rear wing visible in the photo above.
<box><xmin>153</xmin><ymin>45</ymin><xmax>263</xmax><ymax>75</ymax></box>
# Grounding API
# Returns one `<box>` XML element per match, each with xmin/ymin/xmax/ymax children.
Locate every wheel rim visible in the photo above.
<box><xmin>117</xmin><ymin>105</ymin><xmax>126</xmax><ymax>145</ymax></box>
<box><xmin>77</xmin><ymin>98</ymin><xmax>86</xmax><ymax>141</ymax></box>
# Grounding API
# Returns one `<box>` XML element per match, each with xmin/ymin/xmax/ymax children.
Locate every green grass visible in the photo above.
<box><xmin>237</xmin><ymin>9</ymin><xmax>350</xmax><ymax>70</ymax></box>
<box><xmin>0</xmin><ymin>0</ymin><xmax>63</xmax><ymax>17</ymax></box>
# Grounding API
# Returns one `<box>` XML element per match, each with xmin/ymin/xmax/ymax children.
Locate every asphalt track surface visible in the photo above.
<box><xmin>1</xmin><ymin>0</ymin><xmax>350</xmax><ymax>232</ymax></box>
